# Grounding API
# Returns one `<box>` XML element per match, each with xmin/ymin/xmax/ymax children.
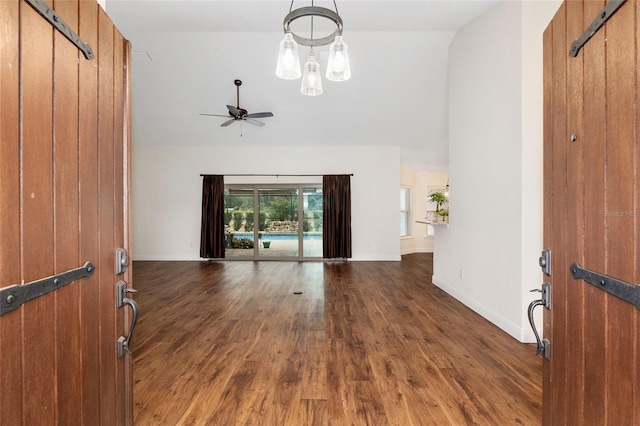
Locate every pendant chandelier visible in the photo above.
<box><xmin>276</xmin><ymin>0</ymin><xmax>351</xmax><ymax>96</ymax></box>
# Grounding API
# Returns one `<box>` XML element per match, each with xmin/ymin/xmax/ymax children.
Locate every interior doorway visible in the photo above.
<box><xmin>224</xmin><ymin>184</ymin><xmax>323</xmax><ymax>260</ymax></box>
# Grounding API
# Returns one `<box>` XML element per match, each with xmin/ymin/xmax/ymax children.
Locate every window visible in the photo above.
<box><xmin>400</xmin><ymin>187</ymin><xmax>410</xmax><ymax>237</ymax></box>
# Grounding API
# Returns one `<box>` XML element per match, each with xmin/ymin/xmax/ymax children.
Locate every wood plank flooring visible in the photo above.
<box><xmin>131</xmin><ymin>254</ymin><xmax>541</xmax><ymax>425</ymax></box>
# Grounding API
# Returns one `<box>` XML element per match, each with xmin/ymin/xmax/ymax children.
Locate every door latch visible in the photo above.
<box><xmin>539</xmin><ymin>248</ymin><xmax>551</xmax><ymax>276</ymax></box>
<box><xmin>528</xmin><ymin>282</ymin><xmax>551</xmax><ymax>359</ymax></box>
<box><xmin>115</xmin><ymin>248</ymin><xmax>129</xmax><ymax>275</ymax></box>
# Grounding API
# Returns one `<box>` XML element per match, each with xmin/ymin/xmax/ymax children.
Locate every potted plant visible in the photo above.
<box><xmin>436</xmin><ymin>208</ymin><xmax>449</xmax><ymax>221</ymax></box>
<box><xmin>427</xmin><ymin>191</ymin><xmax>448</xmax><ymax>222</ymax></box>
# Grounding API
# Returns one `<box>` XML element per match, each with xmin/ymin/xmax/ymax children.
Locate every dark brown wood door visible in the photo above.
<box><xmin>543</xmin><ymin>0</ymin><xmax>639</xmax><ymax>424</ymax></box>
<box><xmin>0</xmin><ymin>1</ymin><xmax>132</xmax><ymax>424</ymax></box>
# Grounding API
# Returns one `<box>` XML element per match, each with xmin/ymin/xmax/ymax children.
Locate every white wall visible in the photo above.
<box><xmin>521</xmin><ymin>0</ymin><xmax>563</xmax><ymax>341</ymax></box>
<box><xmin>132</xmin><ymin>145</ymin><xmax>401</xmax><ymax>261</ymax></box>
<box><xmin>434</xmin><ymin>0</ymin><xmax>561</xmax><ymax>342</ymax></box>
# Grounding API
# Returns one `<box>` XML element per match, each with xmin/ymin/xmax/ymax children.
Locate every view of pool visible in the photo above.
<box><xmin>230</xmin><ymin>232</ymin><xmax>322</xmax><ymax>241</ymax></box>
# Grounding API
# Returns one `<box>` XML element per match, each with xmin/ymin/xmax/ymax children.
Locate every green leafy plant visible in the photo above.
<box><xmin>428</xmin><ymin>191</ymin><xmax>449</xmax><ymax>222</ymax></box>
<box><xmin>245</xmin><ymin>211</ymin><xmax>254</xmax><ymax>232</ymax></box>
<box><xmin>272</xmin><ymin>198</ymin><xmax>297</xmax><ymax>221</ymax></box>
<box><xmin>233</xmin><ymin>212</ymin><xmax>243</xmax><ymax>231</ymax></box>
<box><xmin>258</xmin><ymin>212</ymin><xmax>267</xmax><ymax>231</ymax></box>
<box><xmin>231</xmin><ymin>237</ymin><xmax>254</xmax><ymax>249</ymax></box>
<box><xmin>427</xmin><ymin>192</ymin><xmax>448</xmax><ymax>211</ymax></box>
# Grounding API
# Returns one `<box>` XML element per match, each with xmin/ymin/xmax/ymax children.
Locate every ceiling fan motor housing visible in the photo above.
<box><xmin>232</xmin><ymin>108</ymin><xmax>248</xmax><ymax>118</ymax></box>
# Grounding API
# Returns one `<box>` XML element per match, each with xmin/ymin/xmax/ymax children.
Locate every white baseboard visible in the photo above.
<box><xmin>432</xmin><ymin>275</ymin><xmax>536</xmax><ymax>344</ymax></box>
<box><xmin>133</xmin><ymin>254</ymin><xmax>202</xmax><ymax>261</ymax></box>
<box><xmin>401</xmin><ymin>248</ymin><xmax>434</xmax><ymax>255</ymax></box>
<box><xmin>350</xmin><ymin>255</ymin><xmax>402</xmax><ymax>261</ymax></box>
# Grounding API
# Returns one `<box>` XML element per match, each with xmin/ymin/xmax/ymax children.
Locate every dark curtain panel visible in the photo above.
<box><xmin>200</xmin><ymin>175</ymin><xmax>225</xmax><ymax>258</ymax></box>
<box><xmin>323</xmin><ymin>174</ymin><xmax>352</xmax><ymax>259</ymax></box>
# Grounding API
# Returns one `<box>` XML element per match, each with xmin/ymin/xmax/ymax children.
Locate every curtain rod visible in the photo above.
<box><xmin>200</xmin><ymin>173</ymin><xmax>353</xmax><ymax>177</ymax></box>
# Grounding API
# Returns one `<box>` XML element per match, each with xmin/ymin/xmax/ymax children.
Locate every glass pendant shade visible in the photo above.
<box><xmin>275</xmin><ymin>32</ymin><xmax>301</xmax><ymax>80</ymax></box>
<box><xmin>326</xmin><ymin>36</ymin><xmax>351</xmax><ymax>81</ymax></box>
<box><xmin>300</xmin><ymin>51</ymin><xmax>323</xmax><ymax>96</ymax></box>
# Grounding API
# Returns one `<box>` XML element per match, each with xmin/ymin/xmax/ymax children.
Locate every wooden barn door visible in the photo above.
<box><xmin>0</xmin><ymin>1</ymin><xmax>133</xmax><ymax>424</ymax></box>
<box><xmin>543</xmin><ymin>0</ymin><xmax>639</xmax><ymax>424</ymax></box>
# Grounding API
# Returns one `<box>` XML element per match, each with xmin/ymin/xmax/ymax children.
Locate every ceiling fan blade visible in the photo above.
<box><xmin>200</xmin><ymin>113</ymin><xmax>232</xmax><ymax>118</ymax></box>
<box><xmin>245</xmin><ymin>118</ymin><xmax>265</xmax><ymax>127</ymax></box>
<box><xmin>246</xmin><ymin>112</ymin><xmax>273</xmax><ymax>119</ymax></box>
<box><xmin>221</xmin><ymin>119</ymin><xmax>236</xmax><ymax>127</ymax></box>
<box><xmin>227</xmin><ymin>105</ymin><xmax>239</xmax><ymax>116</ymax></box>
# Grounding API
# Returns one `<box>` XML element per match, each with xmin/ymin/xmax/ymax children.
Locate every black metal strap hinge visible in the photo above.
<box><xmin>24</xmin><ymin>0</ymin><xmax>95</xmax><ymax>60</ymax></box>
<box><xmin>0</xmin><ymin>262</ymin><xmax>95</xmax><ymax>316</ymax></box>
<box><xmin>569</xmin><ymin>0</ymin><xmax>626</xmax><ymax>57</ymax></box>
<box><xmin>571</xmin><ymin>263</ymin><xmax>640</xmax><ymax>309</ymax></box>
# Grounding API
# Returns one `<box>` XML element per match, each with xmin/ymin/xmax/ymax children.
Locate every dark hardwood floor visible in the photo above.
<box><xmin>131</xmin><ymin>254</ymin><xmax>541</xmax><ymax>425</ymax></box>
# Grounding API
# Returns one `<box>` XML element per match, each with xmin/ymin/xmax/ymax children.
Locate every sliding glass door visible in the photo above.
<box><xmin>257</xmin><ymin>187</ymin><xmax>298</xmax><ymax>258</ymax></box>
<box><xmin>223</xmin><ymin>187</ymin><xmax>255</xmax><ymax>259</ymax></box>
<box><xmin>302</xmin><ymin>187</ymin><xmax>322</xmax><ymax>257</ymax></box>
<box><xmin>224</xmin><ymin>184</ymin><xmax>322</xmax><ymax>260</ymax></box>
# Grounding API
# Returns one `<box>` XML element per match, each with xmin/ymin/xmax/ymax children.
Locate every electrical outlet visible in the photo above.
<box><xmin>459</xmin><ymin>269</ymin><xmax>464</xmax><ymax>279</ymax></box>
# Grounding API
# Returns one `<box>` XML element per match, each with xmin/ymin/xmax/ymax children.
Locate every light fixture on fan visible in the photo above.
<box><xmin>275</xmin><ymin>0</ymin><xmax>351</xmax><ymax>96</ymax></box>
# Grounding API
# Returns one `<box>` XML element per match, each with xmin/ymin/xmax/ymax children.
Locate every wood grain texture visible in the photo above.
<box><xmin>113</xmin><ymin>27</ymin><xmax>128</xmax><ymax>425</ymax></box>
<box><xmin>544</xmin><ymin>0</ymin><xmax>639</xmax><ymax>423</ymax></box>
<box><xmin>20</xmin><ymin>3</ymin><xmax>56</xmax><ymax>424</ymax></box>
<box><xmin>0</xmin><ymin>1</ymin><xmax>21</xmax><ymax>424</ymax></box>
<box><xmin>565</xmin><ymin>1</ymin><xmax>585</xmax><ymax>424</ymax></box>
<box><xmin>604</xmin><ymin>1</ymin><xmax>637</xmax><ymax>423</ymax></box>
<box><xmin>78</xmin><ymin>0</ymin><xmax>102</xmax><ymax>421</ymax></box>
<box><xmin>123</xmin><ymin>39</ymin><xmax>135</xmax><ymax>425</ymax></box>
<box><xmin>550</xmin><ymin>4</ymin><xmax>568</xmax><ymax>425</ymax></box>
<box><xmin>52</xmin><ymin>1</ymin><xmax>81</xmax><ymax>424</ymax></box>
<box><xmin>635</xmin><ymin>5</ymin><xmax>640</xmax><ymax>424</ymax></box>
<box><xmin>0</xmin><ymin>1</ymin><xmax>131</xmax><ymax>423</ymax></box>
<box><xmin>98</xmin><ymin>8</ymin><xmax>118</xmax><ymax>424</ymax></box>
<box><xmin>541</xmin><ymin>21</ymin><xmax>553</xmax><ymax>426</ymax></box>
<box><xmin>132</xmin><ymin>255</ymin><xmax>542</xmax><ymax>425</ymax></box>
<box><xmin>582</xmin><ymin>0</ymin><xmax>607</xmax><ymax>423</ymax></box>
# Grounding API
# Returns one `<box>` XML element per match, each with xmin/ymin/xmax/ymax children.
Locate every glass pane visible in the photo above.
<box><xmin>400</xmin><ymin>212</ymin><xmax>408</xmax><ymax>236</ymax></box>
<box><xmin>400</xmin><ymin>188</ymin><xmax>408</xmax><ymax>209</ymax></box>
<box><xmin>303</xmin><ymin>187</ymin><xmax>322</xmax><ymax>257</ymax></box>
<box><xmin>258</xmin><ymin>187</ymin><xmax>299</xmax><ymax>258</ymax></box>
<box><xmin>224</xmin><ymin>188</ymin><xmax>256</xmax><ymax>259</ymax></box>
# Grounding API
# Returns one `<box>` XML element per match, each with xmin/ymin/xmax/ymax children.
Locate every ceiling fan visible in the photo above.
<box><xmin>200</xmin><ymin>79</ymin><xmax>273</xmax><ymax>127</ymax></box>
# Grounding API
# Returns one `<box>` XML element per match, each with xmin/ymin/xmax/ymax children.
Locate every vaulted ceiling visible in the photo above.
<box><xmin>105</xmin><ymin>0</ymin><xmax>497</xmax><ymax>171</ymax></box>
